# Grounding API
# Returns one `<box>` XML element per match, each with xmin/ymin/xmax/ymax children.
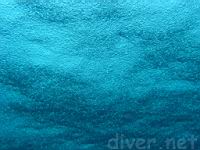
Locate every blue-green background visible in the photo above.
<box><xmin>0</xmin><ymin>0</ymin><xmax>200</xmax><ymax>149</ymax></box>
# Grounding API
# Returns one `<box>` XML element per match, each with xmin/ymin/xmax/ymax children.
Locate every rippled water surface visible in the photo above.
<box><xmin>0</xmin><ymin>0</ymin><xmax>200</xmax><ymax>149</ymax></box>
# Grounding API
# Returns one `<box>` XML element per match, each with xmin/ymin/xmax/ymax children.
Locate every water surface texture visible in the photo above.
<box><xmin>0</xmin><ymin>0</ymin><xmax>200</xmax><ymax>149</ymax></box>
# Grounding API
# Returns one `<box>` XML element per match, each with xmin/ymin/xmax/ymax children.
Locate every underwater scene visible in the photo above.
<box><xmin>0</xmin><ymin>0</ymin><xmax>200</xmax><ymax>149</ymax></box>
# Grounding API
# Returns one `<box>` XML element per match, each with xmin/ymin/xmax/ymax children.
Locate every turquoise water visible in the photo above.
<box><xmin>0</xmin><ymin>0</ymin><xmax>200</xmax><ymax>149</ymax></box>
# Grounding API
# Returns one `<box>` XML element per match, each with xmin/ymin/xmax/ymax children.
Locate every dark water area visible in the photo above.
<box><xmin>0</xmin><ymin>0</ymin><xmax>200</xmax><ymax>149</ymax></box>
